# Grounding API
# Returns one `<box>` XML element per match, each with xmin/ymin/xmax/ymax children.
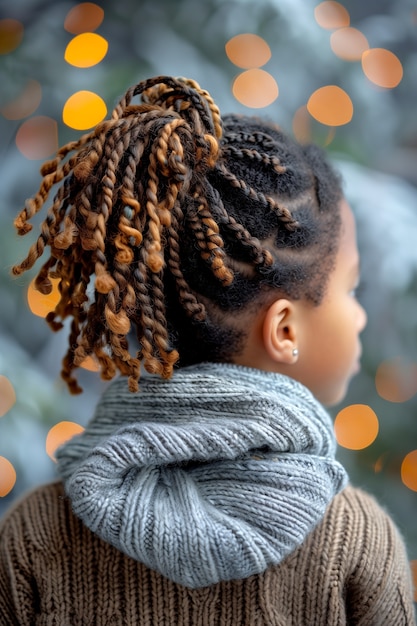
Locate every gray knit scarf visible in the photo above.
<box><xmin>56</xmin><ymin>362</ymin><xmax>348</xmax><ymax>589</ymax></box>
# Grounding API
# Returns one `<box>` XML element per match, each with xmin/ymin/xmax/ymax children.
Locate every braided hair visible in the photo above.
<box><xmin>12</xmin><ymin>75</ymin><xmax>342</xmax><ymax>393</ymax></box>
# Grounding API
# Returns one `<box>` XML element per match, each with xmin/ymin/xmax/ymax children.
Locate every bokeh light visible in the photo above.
<box><xmin>292</xmin><ymin>105</ymin><xmax>312</xmax><ymax>144</ymax></box>
<box><xmin>232</xmin><ymin>69</ymin><xmax>278</xmax><ymax>108</ymax></box>
<box><xmin>0</xmin><ymin>375</ymin><xmax>16</xmax><ymax>417</ymax></box>
<box><xmin>307</xmin><ymin>85</ymin><xmax>353</xmax><ymax>126</ymax></box>
<box><xmin>375</xmin><ymin>357</ymin><xmax>417</xmax><ymax>403</ymax></box>
<box><xmin>1</xmin><ymin>79</ymin><xmax>42</xmax><ymax>120</ymax></box>
<box><xmin>46</xmin><ymin>421</ymin><xmax>85</xmax><ymax>461</ymax></box>
<box><xmin>225</xmin><ymin>34</ymin><xmax>271</xmax><ymax>69</ymax></box>
<box><xmin>64</xmin><ymin>2</ymin><xmax>104</xmax><ymax>34</ymax></box>
<box><xmin>80</xmin><ymin>355</ymin><xmax>100</xmax><ymax>372</ymax></box>
<box><xmin>401</xmin><ymin>450</ymin><xmax>417</xmax><ymax>492</ymax></box>
<box><xmin>334</xmin><ymin>404</ymin><xmax>379</xmax><ymax>450</ymax></box>
<box><xmin>362</xmin><ymin>48</ymin><xmax>403</xmax><ymax>88</ymax></box>
<box><xmin>314</xmin><ymin>1</ymin><xmax>350</xmax><ymax>30</ymax></box>
<box><xmin>0</xmin><ymin>18</ymin><xmax>24</xmax><ymax>54</ymax></box>
<box><xmin>27</xmin><ymin>277</ymin><xmax>61</xmax><ymax>318</ymax></box>
<box><xmin>0</xmin><ymin>456</ymin><xmax>17</xmax><ymax>497</ymax></box>
<box><xmin>16</xmin><ymin>116</ymin><xmax>58</xmax><ymax>160</ymax></box>
<box><xmin>330</xmin><ymin>27</ymin><xmax>369</xmax><ymax>61</ymax></box>
<box><xmin>63</xmin><ymin>90</ymin><xmax>107</xmax><ymax>130</ymax></box>
<box><xmin>64</xmin><ymin>33</ymin><xmax>108</xmax><ymax>68</ymax></box>
<box><xmin>373</xmin><ymin>452</ymin><xmax>388</xmax><ymax>474</ymax></box>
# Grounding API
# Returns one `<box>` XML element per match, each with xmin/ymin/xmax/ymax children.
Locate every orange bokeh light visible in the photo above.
<box><xmin>64</xmin><ymin>2</ymin><xmax>104</xmax><ymax>34</ymax></box>
<box><xmin>232</xmin><ymin>69</ymin><xmax>278</xmax><ymax>108</ymax></box>
<box><xmin>314</xmin><ymin>1</ymin><xmax>350</xmax><ymax>30</ymax></box>
<box><xmin>80</xmin><ymin>355</ymin><xmax>100</xmax><ymax>372</ymax></box>
<box><xmin>63</xmin><ymin>90</ymin><xmax>107</xmax><ymax>130</ymax></box>
<box><xmin>0</xmin><ymin>456</ymin><xmax>17</xmax><ymax>497</ymax></box>
<box><xmin>292</xmin><ymin>105</ymin><xmax>312</xmax><ymax>144</ymax></box>
<box><xmin>0</xmin><ymin>376</ymin><xmax>17</xmax><ymax>417</ymax></box>
<box><xmin>401</xmin><ymin>450</ymin><xmax>417</xmax><ymax>492</ymax></box>
<box><xmin>46</xmin><ymin>421</ymin><xmax>85</xmax><ymax>461</ymax></box>
<box><xmin>362</xmin><ymin>48</ymin><xmax>403</xmax><ymax>88</ymax></box>
<box><xmin>225</xmin><ymin>34</ymin><xmax>271</xmax><ymax>69</ymax></box>
<box><xmin>64</xmin><ymin>32</ymin><xmax>108</xmax><ymax>68</ymax></box>
<box><xmin>0</xmin><ymin>18</ymin><xmax>24</xmax><ymax>54</ymax></box>
<box><xmin>1</xmin><ymin>79</ymin><xmax>42</xmax><ymax>120</ymax></box>
<box><xmin>330</xmin><ymin>27</ymin><xmax>369</xmax><ymax>61</ymax></box>
<box><xmin>27</xmin><ymin>277</ymin><xmax>61</xmax><ymax>318</ymax></box>
<box><xmin>16</xmin><ymin>116</ymin><xmax>58</xmax><ymax>160</ymax></box>
<box><xmin>375</xmin><ymin>357</ymin><xmax>417</xmax><ymax>403</ymax></box>
<box><xmin>334</xmin><ymin>404</ymin><xmax>379</xmax><ymax>450</ymax></box>
<box><xmin>307</xmin><ymin>85</ymin><xmax>353</xmax><ymax>126</ymax></box>
<box><xmin>373</xmin><ymin>453</ymin><xmax>387</xmax><ymax>474</ymax></box>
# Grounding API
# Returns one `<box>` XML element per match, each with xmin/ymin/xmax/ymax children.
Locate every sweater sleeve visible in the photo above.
<box><xmin>341</xmin><ymin>486</ymin><xmax>416</xmax><ymax>626</ymax></box>
<box><xmin>0</xmin><ymin>489</ymin><xmax>43</xmax><ymax>626</ymax></box>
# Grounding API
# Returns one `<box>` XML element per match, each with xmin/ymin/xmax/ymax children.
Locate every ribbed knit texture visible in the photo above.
<box><xmin>55</xmin><ymin>363</ymin><xmax>347</xmax><ymax>588</ymax></box>
<box><xmin>0</xmin><ymin>482</ymin><xmax>415</xmax><ymax>625</ymax></box>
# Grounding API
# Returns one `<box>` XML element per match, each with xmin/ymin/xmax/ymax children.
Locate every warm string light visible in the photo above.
<box><xmin>64</xmin><ymin>2</ymin><xmax>104</xmax><ymax>34</ymax></box>
<box><xmin>292</xmin><ymin>1</ymin><xmax>404</xmax><ymax>144</ymax></box>
<box><xmin>225</xmin><ymin>33</ymin><xmax>278</xmax><ymax>108</ymax></box>
<box><xmin>63</xmin><ymin>3</ymin><xmax>108</xmax><ymax>129</ymax></box>
<box><xmin>314</xmin><ymin>2</ymin><xmax>403</xmax><ymax>87</ymax></box>
<box><xmin>307</xmin><ymin>85</ymin><xmax>353</xmax><ymax>126</ymax></box>
<box><xmin>334</xmin><ymin>355</ymin><xmax>417</xmax><ymax>493</ymax></box>
<box><xmin>0</xmin><ymin>456</ymin><xmax>16</xmax><ymax>497</ymax></box>
<box><xmin>334</xmin><ymin>404</ymin><xmax>379</xmax><ymax>450</ymax></box>
<box><xmin>0</xmin><ymin>3</ymin><xmax>108</xmax><ymax>160</ymax></box>
<box><xmin>0</xmin><ymin>375</ymin><xmax>17</xmax><ymax>417</ymax></box>
<box><xmin>0</xmin><ymin>18</ymin><xmax>24</xmax><ymax>54</ymax></box>
<box><xmin>400</xmin><ymin>450</ymin><xmax>417</xmax><ymax>492</ymax></box>
<box><xmin>314</xmin><ymin>1</ymin><xmax>350</xmax><ymax>30</ymax></box>
<box><xmin>0</xmin><ymin>7</ymin><xmax>106</xmax><ymax>499</ymax></box>
<box><xmin>0</xmin><ymin>18</ymin><xmax>58</xmax><ymax>159</ymax></box>
<box><xmin>63</xmin><ymin>90</ymin><xmax>107</xmax><ymax>130</ymax></box>
<box><xmin>46</xmin><ymin>421</ymin><xmax>85</xmax><ymax>462</ymax></box>
<box><xmin>0</xmin><ymin>377</ymin><xmax>17</xmax><ymax>497</ymax></box>
<box><xmin>1</xmin><ymin>79</ymin><xmax>42</xmax><ymax>120</ymax></box>
<box><xmin>375</xmin><ymin>357</ymin><xmax>417</xmax><ymax>403</ymax></box>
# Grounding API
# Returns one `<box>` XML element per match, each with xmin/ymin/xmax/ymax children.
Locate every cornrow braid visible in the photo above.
<box><xmin>12</xmin><ymin>76</ymin><xmax>342</xmax><ymax>392</ymax></box>
<box><xmin>215</xmin><ymin>161</ymin><xmax>298</xmax><ymax>230</ymax></box>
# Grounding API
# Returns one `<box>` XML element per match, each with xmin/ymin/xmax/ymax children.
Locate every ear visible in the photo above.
<box><xmin>262</xmin><ymin>299</ymin><xmax>299</xmax><ymax>365</ymax></box>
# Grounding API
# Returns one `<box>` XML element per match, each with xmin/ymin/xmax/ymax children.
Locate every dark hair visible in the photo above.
<box><xmin>12</xmin><ymin>75</ymin><xmax>342</xmax><ymax>393</ymax></box>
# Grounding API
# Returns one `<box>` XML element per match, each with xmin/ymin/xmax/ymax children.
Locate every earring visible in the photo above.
<box><xmin>292</xmin><ymin>348</ymin><xmax>299</xmax><ymax>358</ymax></box>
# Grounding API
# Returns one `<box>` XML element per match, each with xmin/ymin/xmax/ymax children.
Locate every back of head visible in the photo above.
<box><xmin>12</xmin><ymin>76</ymin><xmax>343</xmax><ymax>393</ymax></box>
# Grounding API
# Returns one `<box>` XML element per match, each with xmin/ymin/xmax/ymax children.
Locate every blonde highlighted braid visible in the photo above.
<box><xmin>12</xmin><ymin>76</ymin><xmax>342</xmax><ymax>393</ymax></box>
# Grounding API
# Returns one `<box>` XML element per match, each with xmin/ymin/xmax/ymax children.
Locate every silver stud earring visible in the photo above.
<box><xmin>292</xmin><ymin>348</ymin><xmax>299</xmax><ymax>358</ymax></box>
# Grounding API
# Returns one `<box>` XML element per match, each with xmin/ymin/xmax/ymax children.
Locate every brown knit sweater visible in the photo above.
<box><xmin>0</xmin><ymin>481</ymin><xmax>415</xmax><ymax>625</ymax></box>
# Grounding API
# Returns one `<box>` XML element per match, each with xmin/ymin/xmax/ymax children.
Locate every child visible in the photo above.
<box><xmin>0</xmin><ymin>75</ymin><xmax>415</xmax><ymax>625</ymax></box>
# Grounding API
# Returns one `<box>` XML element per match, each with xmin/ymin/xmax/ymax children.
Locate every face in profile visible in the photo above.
<box><xmin>291</xmin><ymin>199</ymin><xmax>367</xmax><ymax>406</ymax></box>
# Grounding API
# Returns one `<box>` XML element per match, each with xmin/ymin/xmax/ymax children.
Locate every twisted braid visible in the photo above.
<box><xmin>12</xmin><ymin>75</ymin><xmax>342</xmax><ymax>392</ymax></box>
<box><xmin>166</xmin><ymin>202</ymin><xmax>206</xmax><ymax>321</ymax></box>
<box><xmin>206</xmin><ymin>184</ymin><xmax>273</xmax><ymax>268</ymax></box>
<box><xmin>185</xmin><ymin>198</ymin><xmax>234</xmax><ymax>286</ymax></box>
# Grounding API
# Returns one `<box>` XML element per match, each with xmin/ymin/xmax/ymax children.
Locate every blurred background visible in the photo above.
<box><xmin>0</xmin><ymin>0</ymin><xmax>416</xmax><ymax>601</ymax></box>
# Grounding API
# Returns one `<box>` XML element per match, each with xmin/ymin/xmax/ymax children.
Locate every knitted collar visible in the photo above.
<box><xmin>56</xmin><ymin>362</ymin><xmax>348</xmax><ymax>588</ymax></box>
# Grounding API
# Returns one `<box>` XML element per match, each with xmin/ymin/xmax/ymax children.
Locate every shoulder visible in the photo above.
<box><xmin>0</xmin><ymin>481</ymin><xmax>70</xmax><ymax>548</ymax></box>
<box><xmin>328</xmin><ymin>483</ymin><xmax>406</xmax><ymax>539</ymax></box>
<box><xmin>1</xmin><ymin>481</ymin><xmax>66</xmax><ymax>521</ymax></box>
<box><xmin>325</xmin><ymin>485</ymin><xmax>415</xmax><ymax>623</ymax></box>
<box><xmin>329</xmin><ymin>482</ymin><xmax>393</xmax><ymax>518</ymax></box>
<box><xmin>325</xmin><ymin>484</ymin><xmax>410</xmax><ymax>561</ymax></box>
